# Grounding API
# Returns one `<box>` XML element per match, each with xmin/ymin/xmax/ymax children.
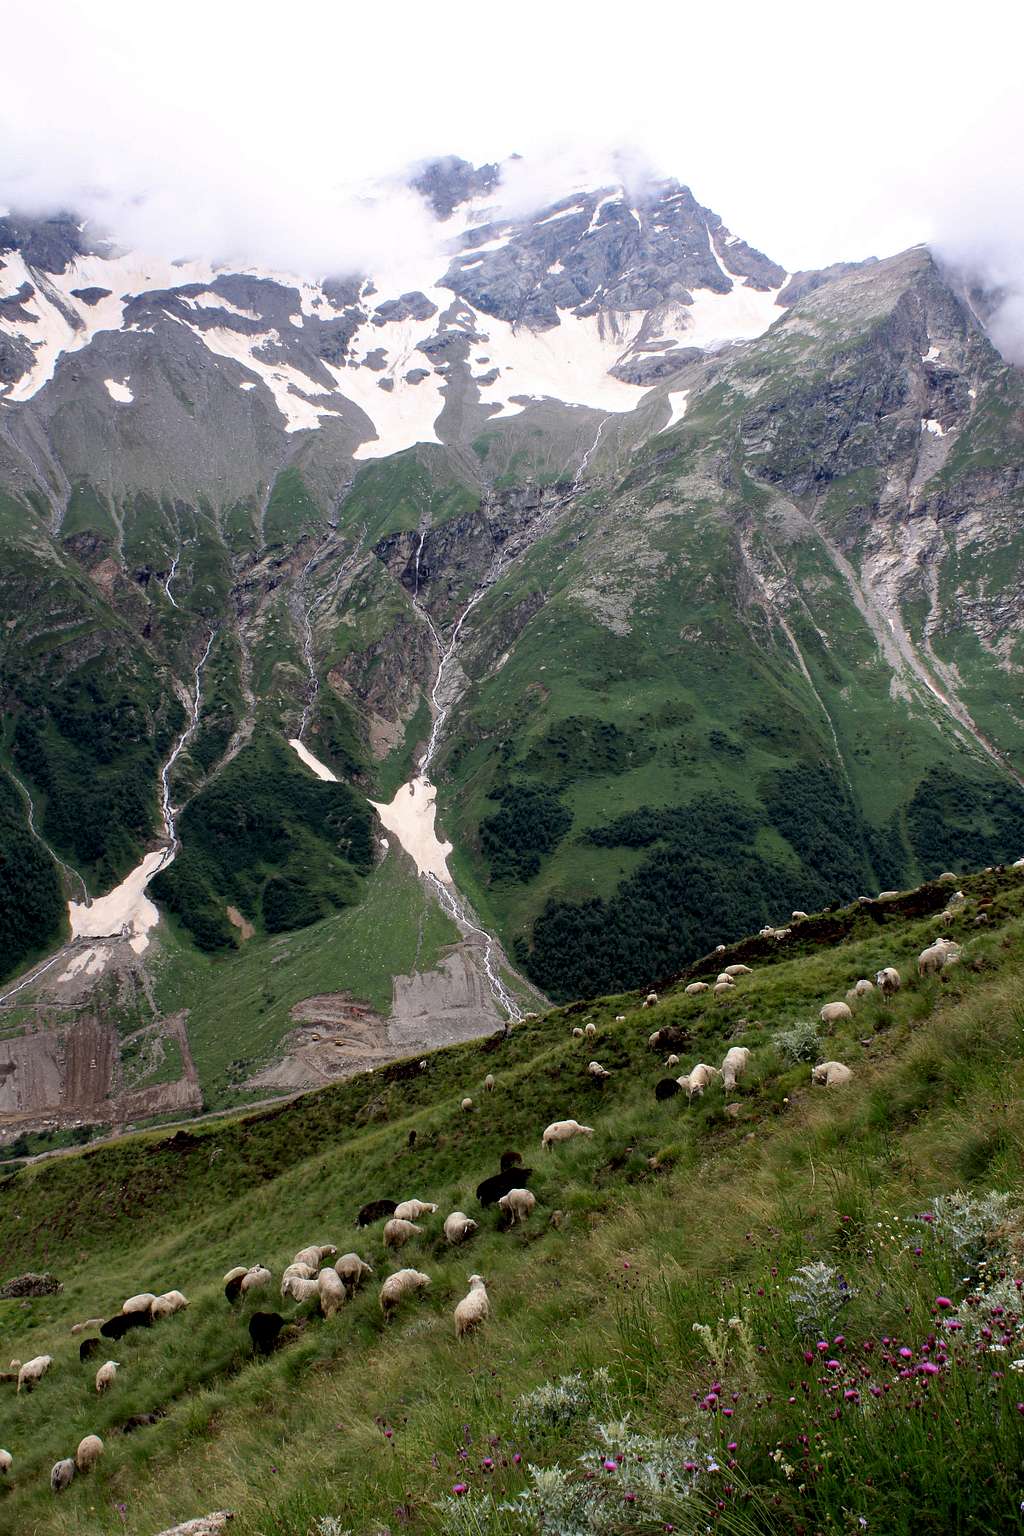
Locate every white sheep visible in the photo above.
<box><xmin>584</xmin><ymin>1021</ymin><xmax>597</xmax><ymax>1037</ymax></box>
<box><xmin>716</xmin><ymin>944</ymin><xmax>727</xmax><ymax>953</ymax></box>
<box><xmin>875</xmin><ymin>966</ymin><xmax>901</xmax><ymax>999</ymax></box>
<box><xmin>317</xmin><ymin>1267</ymin><xmax>346</xmax><ymax>1319</ymax></box>
<box><xmin>919</xmin><ymin>940</ymin><xmax>961</xmax><ymax>976</ymax></box>
<box><xmin>334</xmin><ymin>1253</ymin><xmax>374</xmax><ymax>1295</ymax></box>
<box><xmin>587</xmin><ymin>1060</ymin><xmax>611</xmax><ymax>1080</ymax></box>
<box><xmin>50</xmin><ymin>1458</ymin><xmax>75</xmax><ymax>1493</ymax></box>
<box><xmin>819</xmin><ymin>1002</ymin><xmax>853</xmax><ymax>1027</ymax></box>
<box><xmin>151</xmin><ymin>1290</ymin><xmax>189</xmax><ymax>1320</ymax></box>
<box><xmin>461</xmin><ymin>1096</ymin><xmax>474</xmax><ymax>1111</ymax></box>
<box><xmin>17</xmin><ymin>1355</ymin><xmax>52</xmax><ymax>1393</ymax></box>
<box><xmin>721</xmin><ymin>1046</ymin><xmax>751</xmax><ymax>1092</ymax></box>
<box><xmin>724</xmin><ymin>964</ymin><xmax>752</xmax><ymax>977</ymax></box>
<box><xmin>454</xmin><ymin>1274</ymin><xmax>490</xmax><ymax>1338</ymax></box>
<box><xmin>394</xmin><ymin>1199</ymin><xmax>438</xmax><ymax>1220</ymax></box>
<box><xmin>282</xmin><ymin>1275</ymin><xmax>320</xmax><ymax>1303</ymax></box>
<box><xmin>713</xmin><ymin>981</ymin><xmax>734</xmax><ymax>997</ymax></box>
<box><xmin>444</xmin><ymin>1211</ymin><xmax>479</xmax><ymax>1245</ymax></box>
<box><xmin>791</xmin><ymin>910</ymin><xmax>808</xmax><ymax>920</ymax></box>
<box><xmin>542</xmin><ymin>1119</ymin><xmax>595</xmax><ymax>1149</ymax></box>
<box><xmin>484</xmin><ymin>1074</ymin><xmax>495</xmax><ymax>1092</ymax></box>
<box><xmin>122</xmin><ymin>1293</ymin><xmax>156</xmax><ymax>1315</ymax></box>
<box><xmin>665</xmin><ymin>1053</ymin><xmax>680</xmax><ymax>1068</ymax></box>
<box><xmin>572</xmin><ymin>1027</ymin><xmax>584</xmax><ymax>1039</ymax></box>
<box><xmin>379</xmin><ymin>1268</ymin><xmax>431</xmax><ymax>1316</ymax></box>
<box><xmin>938</xmin><ymin>872</ymin><xmax>957</xmax><ymax>884</ymax></box>
<box><xmin>936</xmin><ymin>909</ymin><xmax>955</xmax><ymax>927</ymax></box>
<box><xmin>877</xmin><ymin>890</ymin><xmax>900</xmax><ymax>901</ymax></box>
<box><xmin>498</xmin><ymin>1188</ymin><xmax>536</xmax><ymax>1224</ymax></box>
<box><xmin>811</xmin><ymin>1061</ymin><xmax>854</xmax><ymax>1087</ymax></box>
<box><xmin>95</xmin><ymin>1360</ymin><xmax>119</xmax><ymax>1393</ymax></box>
<box><xmin>223</xmin><ymin>1266</ymin><xmax>248</xmax><ymax>1285</ymax></box>
<box><xmin>643</xmin><ymin>992</ymin><xmax>659</xmax><ymax>1008</ymax></box>
<box><xmin>75</xmin><ymin>1435</ymin><xmax>104</xmax><ymax>1473</ymax></box>
<box><xmin>293</xmin><ymin>1245</ymin><xmax>336</xmax><ymax>1270</ymax></box>
<box><xmin>384</xmin><ymin>1218</ymin><xmax>423</xmax><ymax>1249</ymax></box>
<box><xmin>684</xmin><ymin>982</ymin><xmax>709</xmax><ymax>996</ymax></box>
<box><xmin>70</xmin><ymin>1318</ymin><xmax>104</xmax><ymax>1336</ymax></box>
<box><xmin>282</xmin><ymin>1262</ymin><xmax>315</xmax><ymax>1282</ymax></box>
<box><xmin>0</xmin><ymin>1449</ymin><xmax>10</xmax><ymax>1476</ymax></box>
<box><xmin>680</xmin><ymin>1063</ymin><xmax>722</xmax><ymax>1099</ymax></box>
<box><xmin>851</xmin><ymin>979</ymin><xmax>874</xmax><ymax>998</ymax></box>
<box><xmin>240</xmin><ymin>1265</ymin><xmax>273</xmax><ymax>1295</ymax></box>
<box><xmin>615</xmin><ymin>1014</ymin><xmax>627</xmax><ymax>1022</ymax></box>
<box><xmin>716</xmin><ymin>972</ymin><xmax>735</xmax><ymax>986</ymax></box>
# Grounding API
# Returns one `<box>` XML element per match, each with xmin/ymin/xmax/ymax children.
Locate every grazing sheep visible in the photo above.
<box><xmin>70</xmin><ymin>1318</ymin><xmax>104</xmax><ymax>1336</ymax></box>
<box><xmin>500</xmin><ymin>1149</ymin><xmax>524</xmax><ymax>1171</ymax></box>
<box><xmin>938</xmin><ymin>872</ymin><xmax>957</xmax><ymax>884</ymax></box>
<box><xmin>240</xmin><ymin>1265</ymin><xmax>272</xmax><ymax>1296</ymax></box>
<box><xmin>476</xmin><ymin>1167</ymin><xmax>534</xmax><ymax>1206</ymax></box>
<box><xmin>224</xmin><ymin>1276</ymin><xmax>245</xmax><ymax>1305</ymax></box>
<box><xmin>122</xmin><ymin>1292</ymin><xmax>156</xmax><ymax>1316</ymax></box>
<box><xmin>721</xmin><ymin>1046</ymin><xmax>751</xmax><ymax>1092</ymax></box>
<box><xmin>936</xmin><ymin>909</ymin><xmax>955</xmax><ymax>926</ymax></box>
<box><xmin>101</xmin><ymin>1312</ymin><xmax>149</xmax><ymax>1339</ymax></box>
<box><xmin>75</xmin><ymin>1435</ymin><xmax>104</xmax><ymax>1473</ymax></box>
<box><xmin>317</xmin><ymin>1267</ymin><xmax>346</xmax><ymax>1319</ymax></box>
<box><xmin>151</xmin><ymin>1290</ymin><xmax>189</xmax><ymax>1320</ymax></box>
<box><xmin>680</xmin><ymin>1063</ymin><xmax>722</xmax><ymax>1099</ymax></box>
<box><xmin>819</xmin><ymin>1002</ymin><xmax>853</xmax><ymax>1027</ymax></box>
<box><xmin>484</xmin><ymin>1074</ymin><xmax>495</xmax><ymax>1092</ymax></box>
<box><xmin>615</xmin><ymin>1014</ymin><xmax>627</xmax><ymax>1022</ymax></box>
<box><xmin>724</xmin><ymin>964</ymin><xmax>752</xmax><ymax>977</ymax></box>
<box><xmin>919</xmin><ymin>940</ymin><xmax>961</xmax><ymax>975</ymax></box>
<box><xmin>587</xmin><ymin>1060</ymin><xmax>611</xmax><ymax>1080</ymax></box>
<box><xmin>851</xmin><ymin>979</ymin><xmax>874</xmax><ymax>997</ymax></box>
<box><xmin>643</xmin><ymin>992</ymin><xmax>659</xmax><ymax>1008</ymax></box>
<box><xmin>79</xmin><ymin>1337</ymin><xmax>102</xmax><ymax>1363</ymax></box>
<box><xmin>334</xmin><ymin>1253</ymin><xmax>374</xmax><ymax>1296</ymax></box>
<box><xmin>394</xmin><ymin>1199</ymin><xmax>438</xmax><ymax>1220</ymax></box>
<box><xmin>95</xmin><ymin>1360</ymin><xmax>119</xmax><ymax>1393</ymax></box>
<box><xmin>50</xmin><ymin>1458</ymin><xmax>75</xmax><ymax>1494</ymax></box>
<box><xmin>684</xmin><ymin>982</ymin><xmax>709</xmax><ymax>996</ymax></box>
<box><xmin>0</xmin><ymin>1449</ymin><xmax>11</xmax><ymax>1476</ymax></box>
<box><xmin>357</xmin><ymin>1199</ymin><xmax>397</xmax><ymax>1227</ymax></box>
<box><xmin>281</xmin><ymin>1275</ymin><xmax>320</xmax><ymax>1304</ymax></box>
<box><xmin>454</xmin><ymin>1274</ymin><xmax>490</xmax><ymax>1338</ymax></box>
<box><xmin>17</xmin><ymin>1355</ymin><xmax>52</xmax><ymax>1393</ymax></box>
<box><xmin>665</xmin><ymin>1053</ymin><xmax>680</xmax><ymax>1067</ymax></box>
<box><xmin>875</xmin><ymin>967</ymin><xmax>901</xmax><ymax>999</ymax></box>
<box><xmin>384</xmin><ymin>1218</ymin><xmax>422</xmax><ymax>1250</ymax></box>
<box><xmin>222</xmin><ymin>1266</ymin><xmax>248</xmax><ymax>1285</ymax></box>
<box><xmin>713</xmin><ymin>982</ymin><xmax>734</xmax><ymax>997</ymax></box>
<box><xmin>282</xmin><ymin>1262</ymin><xmax>315</xmax><ymax>1282</ymax></box>
<box><xmin>716</xmin><ymin>972</ymin><xmax>735</xmax><ymax>986</ymax></box>
<box><xmin>715</xmin><ymin>944</ymin><xmax>727</xmax><ymax>953</ymax></box>
<box><xmin>497</xmin><ymin>1188</ymin><xmax>536</xmax><ymax>1224</ymax></box>
<box><xmin>444</xmin><ymin>1211</ymin><xmax>479</xmax><ymax>1245</ymax></box>
<box><xmin>791</xmin><ymin>910</ymin><xmax>808</xmax><ymax>920</ymax></box>
<box><xmin>811</xmin><ymin>1061</ymin><xmax>854</xmax><ymax>1087</ymax></box>
<box><xmin>541</xmin><ymin>1119</ymin><xmax>595</xmax><ymax>1150</ymax></box>
<box><xmin>572</xmin><ymin>1027</ymin><xmax>584</xmax><ymax>1039</ymax></box>
<box><xmin>248</xmin><ymin>1312</ymin><xmax>285</xmax><ymax>1355</ymax></box>
<box><xmin>655</xmin><ymin>1077</ymin><xmax>682</xmax><ymax>1101</ymax></box>
<box><xmin>293</xmin><ymin>1245</ymin><xmax>336</xmax><ymax>1270</ymax></box>
<box><xmin>461</xmin><ymin>1097</ymin><xmax>474</xmax><ymax>1112</ymax></box>
<box><xmin>379</xmin><ymin>1268</ymin><xmax>431</xmax><ymax>1317</ymax></box>
<box><xmin>877</xmin><ymin>890</ymin><xmax>900</xmax><ymax>901</ymax></box>
<box><xmin>584</xmin><ymin>1022</ymin><xmax>597</xmax><ymax>1037</ymax></box>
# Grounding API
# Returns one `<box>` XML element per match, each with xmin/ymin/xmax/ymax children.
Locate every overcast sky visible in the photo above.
<box><xmin>2</xmin><ymin>0</ymin><xmax>1022</xmax><ymax>294</ymax></box>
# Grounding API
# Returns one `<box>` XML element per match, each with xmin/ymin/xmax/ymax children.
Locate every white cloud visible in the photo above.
<box><xmin>2</xmin><ymin>0</ymin><xmax>1022</xmax><ymax>322</ymax></box>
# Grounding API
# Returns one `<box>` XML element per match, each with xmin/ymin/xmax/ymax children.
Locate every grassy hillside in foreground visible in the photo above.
<box><xmin>1</xmin><ymin>869</ymin><xmax>1023</xmax><ymax>1535</ymax></box>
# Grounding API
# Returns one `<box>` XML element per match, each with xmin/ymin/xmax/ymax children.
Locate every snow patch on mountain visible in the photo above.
<box><xmin>288</xmin><ymin>738</ymin><xmax>338</xmax><ymax>780</ymax></box>
<box><xmin>182</xmin><ymin>319</ymin><xmax>341</xmax><ymax>432</ymax></box>
<box><xmin>104</xmin><ymin>377</ymin><xmax>133</xmax><ymax>403</ymax></box>
<box><xmin>472</xmin><ymin>308</ymin><xmax>647</xmax><ymax>416</ymax></box>
<box><xmin>659</xmin><ymin>389</ymin><xmax>690</xmax><ymax>432</ymax></box>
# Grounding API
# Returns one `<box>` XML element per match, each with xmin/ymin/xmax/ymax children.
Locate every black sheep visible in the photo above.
<box><xmin>224</xmin><ymin>1275</ymin><xmax>244</xmax><ymax>1305</ymax></box>
<box><xmin>655</xmin><ymin>1077</ymin><xmax>681</xmax><ymax>1101</ymax></box>
<box><xmin>476</xmin><ymin>1167</ymin><xmax>534</xmax><ymax>1206</ymax></box>
<box><xmin>100</xmin><ymin>1311</ymin><xmax>151</xmax><ymax>1339</ymax></box>
<box><xmin>499</xmin><ymin>1149</ymin><xmax>523</xmax><ymax>1171</ymax></box>
<box><xmin>79</xmin><ymin>1337</ymin><xmax>102</xmax><ymax>1363</ymax></box>
<box><xmin>249</xmin><ymin>1311</ymin><xmax>285</xmax><ymax>1355</ymax></box>
<box><xmin>356</xmin><ymin>1198</ymin><xmax>398</xmax><ymax>1227</ymax></box>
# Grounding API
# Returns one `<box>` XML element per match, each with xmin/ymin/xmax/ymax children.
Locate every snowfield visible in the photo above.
<box><xmin>370</xmin><ymin>777</ymin><xmax>454</xmax><ymax>883</ymax></box>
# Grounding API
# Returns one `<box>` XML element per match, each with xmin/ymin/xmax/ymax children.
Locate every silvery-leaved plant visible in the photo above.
<box><xmin>787</xmin><ymin>1261</ymin><xmax>856</xmax><ymax>1336</ymax></box>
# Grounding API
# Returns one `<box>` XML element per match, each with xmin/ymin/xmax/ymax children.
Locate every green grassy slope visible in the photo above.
<box><xmin>1</xmin><ymin>868</ymin><xmax>1023</xmax><ymax>1534</ymax></box>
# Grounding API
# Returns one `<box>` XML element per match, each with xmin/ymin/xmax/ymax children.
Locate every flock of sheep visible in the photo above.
<box><xmin>0</xmin><ymin>873</ymin><xmax>994</xmax><ymax>1497</ymax></box>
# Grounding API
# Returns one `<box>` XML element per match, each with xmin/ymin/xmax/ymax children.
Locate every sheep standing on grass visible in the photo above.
<box><xmin>95</xmin><ymin>1360</ymin><xmax>119</xmax><ymax>1393</ymax></box>
<box><xmin>587</xmin><ymin>1061</ymin><xmax>611</xmax><ymax>1080</ymax></box>
<box><xmin>0</xmin><ymin>1449</ymin><xmax>12</xmax><ymax>1476</ymax></box>
<box><xmin>875</xmin><ymin>967</ymin><xmax>900</xmax><ymax>1000</ymax></box>
<box><xmin>461</xmin><ymin>1097</ymin><xmax>474</xmax><ymax>1112</ymax></box>
<box><xmin>70</xmin><ymin>1318</ymin><xmax>104</xmax><ymax>1336</ymax></box>
<box><xmin>334</xmin><ymin>1254</ymin><xmax>373</xmax><ymax>1297</ymax></box>
<box><xmin>498</xmin><ymin>1188</ymin><xmax>536</xmax><ymax>1224</ymax></box>
<box><xmin>811</xmin><ymin>1061</ymin><xmax>854</xmax><ymax>1087</ymax></box>
<box><xmin>713</xmin><ymin>982</ymin><xmax>734</xmax><ymax>997</ymax></box>
<box><xmin>17</xmin><ymin>1355</ymin><xmax>52</xmax><ymax>1393</ymax></box>
<box><xmin>317</xmin><ymin>1267</ymin><xmax>346</xmax><ymax>1319</ymax></box>
<box><xmin>384</xmin><ymin>1218</ymin><xmax>423</xmax><ymax>1250</ymax></box>
<box><xmin>293</xmin><ymin>1245</ymin><xmax>336</xmax><ymax>1270</ymax></box>
<box><xmin>282</xmin><ymin>1262</ymin><xmax>314</xmax><ymax>1283</ymax></box>
<box><xmin>541</xmin><ymin>1120</ymin><xmax>594</xmax><ymax>1150</ymax></box>
<box><xmin>75</xmin><ymin>1435</ymin><xmax>104</xmax><ymax>1472</ymax></box>
<box><xmin>665</xmin><ymin>1054</ymin><xmax>680</xmax><ymax>1068</ymax></box>
<box><xmin>716</xmin><ymin>973</ymin><xmax>734</xmax><ymax>986</ymax></box>
<box><xmin>850</xmin><ymin>979</ymin><xmax>875</xmax><ymax>999</ymax></box>
<box><xmin>50</xmin><ymin>1459</ymin><xmax>75</xmax><ymax>1493</ymax></box>
<box><xmin>282</xmin><ymin>1275</ymin><xmax>319</xmax><ymax>1303</ymax></box>
<box><xmin>444</xmin><ymin>1212</ymin><xmax>478</xmax><ymax>1245</ymax></box>
<box><xmin>454</xmin><ymin>1274</ymin><xmax>490</xmax><ymax>1338</ymax></box>
<box><xmin>151</xmin><ymin>1291</ymin><xmax>189</xmax><ymax>1320</ymax></box>
<box><xmin>643</xmin><ymin>993</ymin><xmax>659</xmax><ymax>1008</ymax></box>
<box><xmin>394</xmin><ymin>1199</ymin><xmax>438</xmax><ymax>1220</ymax></box>
<box><xmin>918</xmin><ymin>940</ymin><xmax>962</xmax><ymax>976</ymax></box>
<box><xmin>685</xmin><ymin>982</ymin><xmax>708</xmax><ymax>996</ymax></box>
<box><xmin>679</xmin><ymin>1064</ymin><xmax>722</xmax><ymax>1100</ymax></box>
<box><xmin>122</xmin><ymin>1293</ymin><xmax>156</xmax><ymax>1316</ymax></box>
<box><xmin>223</xmin><ymin>1266</ymin><xmax>248</xmax><ymax>1286</ymax></box>
<box><xmin>484</xmin><ymin>1074</ymin><xmax>495</xmax><ymax>1092</ymax></box>
<box><xmin>379</xmin><ymin>1269</ymin><xmax>431</xmax><ymax>1317</ymax></box>
<box><xmin>721</xmin><ymin>1047</ymin><xmax>750</xmax><ymax>1093</ymax></box>
<box><xmin>240</xmin><ymin>1265</ymin><xmax>272</xmax><ymax>1296</ymax></box>
<box><xmin>584</xmin><ymin>1022</ymin><xmax>597</xmax><ymax>1038</ymax></box>
<box><xmin>819</xmin><ymin>1002</ymin><xmax>853</xmax><ymax>1027</ymax></box>
<box><xmin>572</xmin><ymin>1027</ymin><xmax>584</xmax><ymax>1039</ymax></box>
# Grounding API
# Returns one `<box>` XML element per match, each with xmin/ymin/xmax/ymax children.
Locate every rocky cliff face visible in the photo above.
<box><xmin>1</xmin><ymin>156</ymin><xmax>1022</xmax><ymax>1132</ymax></box>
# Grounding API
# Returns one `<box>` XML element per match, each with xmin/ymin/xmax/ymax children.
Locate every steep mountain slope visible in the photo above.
<box><xmin>1</xmin><ymin>869</ymin><xmax>1023</xmax><ymax>1535</ymax></box>
<box><xmin>1</xmin><ymin>159</ymin><xmax>1022</xmax><ymax>1135</ymax></box>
